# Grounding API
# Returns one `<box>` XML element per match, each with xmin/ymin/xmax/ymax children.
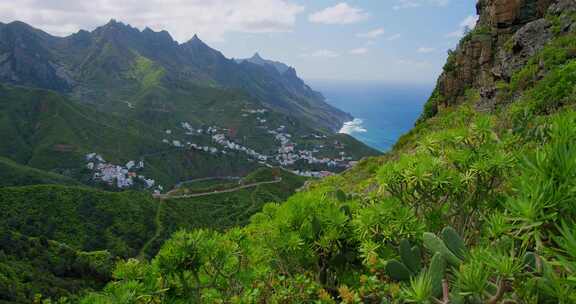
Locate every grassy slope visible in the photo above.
<box><xmin>0</xmin><ymin>168</ymin><xmax>308</xmax><ymax>301</ymax></box>
<box><xmin>142</xmin><ymin>168</ymin><xmax>308</xmax><ymax>257</ymax></box>
<box><xmin>0</xmin><ymin>185</ymin><xmax>157</xmax><ymax>257</ymax></box>
<box><xmin>0</xmin><ymin>82</ymin><xmax>377</xmax><ymax>189</ymax></box>
<box><xmin>0</xmin><ymin>156</ymin><xmax>79</xmax><ymax>187</ymax></box>
<box><xmin>0</xmin><ymin>83</ymin><xmax>164</xmax><ymax>173</ymax></box>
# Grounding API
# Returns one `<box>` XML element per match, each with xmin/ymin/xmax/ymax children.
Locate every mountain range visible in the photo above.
<box><xmin>0</xmin><ymin>19</ymin><xmax>380</xmax><ymax>191</ymax></box>
<box><xmin>2</xmin><ymin>0</ymin><xmax>576</xmax><ymax>302</ymax></box>
<box><xmin>0</xmin><ymin>19</ymin><xmax>351</xmax><ymax>131</ymax></box>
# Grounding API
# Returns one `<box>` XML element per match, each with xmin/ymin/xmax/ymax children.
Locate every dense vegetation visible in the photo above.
<box><xmin>79</xmin><ymin>9</ymin><xmax>576</xmax><ymax>304</ymax></box>
<box><xmin>0</xmin><ymin>230</ymin><xmax>113</xmax><ymax>304</ymax></box>
<box><xmin>0</xmin><ymin>185</ymin><xmax>158</xmax><ymax>257</ymax></box>
<box><xmin>0</xmin><ymin>156</ymin><xmax>79</xmax><ymax>187</ymax></box>
<box><xmin>0</xmin><ymin>168</ymin><xmax>307</xmax><ymax>302</ymax></box>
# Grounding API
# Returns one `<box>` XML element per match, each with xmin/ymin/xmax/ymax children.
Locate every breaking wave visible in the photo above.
<box><xmin>339</xmin><ymin>118</ymin><xmax>367</xmax><ymax>135</ymax></box>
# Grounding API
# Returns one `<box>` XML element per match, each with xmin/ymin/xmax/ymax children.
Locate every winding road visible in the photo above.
<box><xmin>139</xmin><ymin>177</ymin><xmax>283</xmax><ymax>258</ymax></box>
<box><xmin>155</xmin><ymin>178</ymin><xmax>282</xmax><ymax>200</ymax></box>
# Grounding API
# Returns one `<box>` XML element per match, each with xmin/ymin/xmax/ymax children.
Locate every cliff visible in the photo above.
<box><xmin>423</xmin><ymin>0</ymin><xmax>576</xmax><ymax>118</ymax></box>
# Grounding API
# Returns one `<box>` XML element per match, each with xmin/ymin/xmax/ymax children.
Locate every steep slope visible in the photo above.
<box><xmin>0</xmin><ymin>21</ymin><xmax>73</xmax><ymax>92</ymax></box>
<box><xmin>82</xmin><ymin>1</ymin><xmax>576</xmax><ymax>303</ymax></box>
<box><xmin>420</xmin><ymin>0</ymin><xmax>575</xmax><ymax>118</ymax></box>
<box><xmin>0</xmin><ymin>83</ymin><xmax>377</xmax><ymax>191</ymax></box>
<box><xmin>0</xmin><ymin>168</ymin><xmax>308</xmax><ymax>302</ymax></box>
<box><xmin>0</xmin><ymin>84</ymin><xmax>161</xmax><ymax>167</ymax></box>
<box><xmin>0</xmin><ymin>20</ymin><xmax>351</xmax><ymax>132</ymax></box>
<box><xmin>0</xmin><ymin>156</ymin><xmax>79</xmax><ymax>187</ymax></box>
<box><xmin>0</xmin><ymin>229</ymin><xmax>113</xmax><ymax>304</ymax></box>
<box><xmin>237</xmin><ymin>52</ymin><xmax>291</xmax><ymax>74</ymax></box>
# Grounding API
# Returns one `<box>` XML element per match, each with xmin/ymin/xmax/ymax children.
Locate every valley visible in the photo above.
<box><xmin>1</xmin><ymin>0</ymin><xmax>576</xmax><ymax>303</ymax></box>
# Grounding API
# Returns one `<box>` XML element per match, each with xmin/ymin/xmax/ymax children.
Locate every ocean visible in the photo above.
<box><xmin>311</xmin><ymin>80</ymin><xmax>433</xmax><ymax>152</ymax></box>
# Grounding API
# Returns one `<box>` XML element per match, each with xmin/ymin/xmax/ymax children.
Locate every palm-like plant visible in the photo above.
<box><xmin>401</xmin><ymin>271</ymin><xmax>434</xmax><ymax>304</ymax></box>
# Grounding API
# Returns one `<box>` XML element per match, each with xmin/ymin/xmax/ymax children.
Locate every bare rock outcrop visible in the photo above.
<box><xmin>426</xmin><ymin>0</ymin><xmax>571</xmax><ymax>115</ymax></box>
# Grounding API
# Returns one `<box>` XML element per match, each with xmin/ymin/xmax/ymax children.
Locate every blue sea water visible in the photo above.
<box><xmin>310</xmin><ymin>80</ymin><xmax>434</xmax><ymax>152</ymax></box>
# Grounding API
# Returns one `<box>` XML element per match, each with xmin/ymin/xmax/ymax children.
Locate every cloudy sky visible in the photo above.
<box><xmin>0</xmin><ymin>0</ymin><xmax>478</xmax><ymax>83</ymax></box>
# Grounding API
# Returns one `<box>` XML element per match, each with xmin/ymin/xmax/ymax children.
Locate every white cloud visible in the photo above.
<box><xmin>0</xmin><ymin>0</ymin><xmax>305</xmax><ymax>42</ymax></box>
<box><xmin>357</xmin><ymin>27</ymin><xmax>385</xmax><ymax>39</ymax></box>
<box><xmin>393</xmin><ymin>0</ymin><xmax>449</xmax><ymax>10</ymax></box>
<box><xmin>302</xmin><ymin>49</ymin><xmax>340</xmax><ymax>58</ymax></box>
<box><xmin>349</xmin><ymin>48</ymin><xmax>369</xmax><ymax>55</ymax></box>
<box><xmin>309</xmin><ymin>3</ymin><xmax>369</xmax><ymax>25</ymax></box>
<box><xmin>386</xmin><ymin>33</ymin><xmax>402</xmax><ymax>41</ymax></box>
<box><xmin>417</xmin><ymin>47</ymin><xmax>436</xmax><ymax>53</ymax></box>
<box><xmin>445</xmin><ymin>15</ymin><xmax>479</xmax><ymax>38</ymax></box>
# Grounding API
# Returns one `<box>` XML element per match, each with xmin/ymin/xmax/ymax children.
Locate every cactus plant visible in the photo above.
<box><xmin>385</xmin><ymin>259</ymin><xmax>413</xmax><ymax>281</ymax></box>
<box><xmin>400</xmin><ymin>239</ymin><xmax>422</xmax><ymax>274</ymax></box>
<box><xmin>423</xmin><ymin>232</ymin><xmax>463</xmax><ymax>267</ymax></box>
<box><xmin>428</xmin><ymin>252</ymin><xmax>446</xmax><ymax>297</ymax></box>
<box><xmin>440</xmin><ymin>226</ymin><xmax>467</xmax><ymax>260</ymax></box>
<box><xmin>412</xmin><ymin>245</ymin><xmax>422</xmax><ymax>263</ymax></box>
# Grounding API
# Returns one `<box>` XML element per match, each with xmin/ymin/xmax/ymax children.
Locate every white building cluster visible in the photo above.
<box><xmin>179</xmin><ymin>119</ymin><xmax>356</xmax><ymax>174</ymax></box>
<box><xmin>85</xmin><ymin>153</ymin><xmax>161</xmax><ymax>192</ymax></box>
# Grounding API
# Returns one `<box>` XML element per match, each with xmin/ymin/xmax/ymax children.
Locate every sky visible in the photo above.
<box><xmin>0</xmin><ymin>0</ymin><xmax>479</xmax><ymax>84</ymax></box>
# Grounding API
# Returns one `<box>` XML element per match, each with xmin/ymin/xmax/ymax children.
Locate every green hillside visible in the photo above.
<box><xmin>0</xmin><ymin>84</ymin><xmax>163</xmax><ymax>176</ymax></box>
<box><xmin>0</xmin><ymin>229</ymin><xmax>113</xmax><ymax>304</ymax></box>
<box><xmin>141</xmin><ymin>168</ymin><xmax>308</xmax><ymax>258</ymax></box>
<box><xmin>0</xmin><ymin>19</ymin><xmax>352</xmax><ymax>132</ymax></box>
<box><xmin>0</xmin><ymin>185</ymin><xmax>158</xmax><ymax>257</ymax></box>
<box><xmin>0</xmin><ymin>168</ymin><xmax>308</xmax><ymax>302</ymax></box>
<box><xmin>80</xmin><ymin>2</ymin><xmax>576</xmax><ymax>303</ymax></box>
<box><xmin>0</xmin><ymin>83</ymin><xmax>378</xmax><ymax>191</ymax></box>
<box><xmin>0</xmin><ymin>156</ymin><xmax>79</xmax><ymax>187</ymax></box>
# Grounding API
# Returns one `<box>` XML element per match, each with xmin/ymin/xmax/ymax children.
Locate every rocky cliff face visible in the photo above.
<box><xmin>426</xmin><ymin>0</ymin><xmax>576</xmax><ymax>117</ymax></box>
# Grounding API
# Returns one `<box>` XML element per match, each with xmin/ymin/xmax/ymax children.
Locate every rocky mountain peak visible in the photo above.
<box><xmin>187</xmin><ymin>34</ymin><xmax>203</xmax><ymax>45</ymax></box>
<box><xmin>241</xmin><ymin>52</ymin><xmax>291</xmax><ymax>75</ymax></box>
<box><xmin>142</xmin><ymin>27</ymin><xmax>175</xmax><ymax>46</ymax></box>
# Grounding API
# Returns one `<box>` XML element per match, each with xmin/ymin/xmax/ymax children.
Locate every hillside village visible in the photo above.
<box><xmin>170</xmin><ymin>107</ymin><xmax>358</xmax><ymax>174</ymax></box>
<box><xmin>85</xmin><ymin>153</ymin><xmax>165</xmax><ymax>194</ymax></box>
<box><xmin>84</xmin><ymin>107</ymin><xmax>360</xmax><ymax>192</ymax></box>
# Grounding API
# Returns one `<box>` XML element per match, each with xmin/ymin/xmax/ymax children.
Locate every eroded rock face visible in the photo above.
<box><xmin>478</xmin><ymin>0</ymin><xmax>553</xmax><ymax>30</ymax></box>
<box><xmin>431</xmin><ymin>0</ymin><xmax>560</xmax><ymax>112</ymax></box>
<box><xmin>549</xmin><ymin>0</ymin><xmax>576</xmax><ymax>14</ymax></box>
<box><xmin>494</xmin><ymin>19</ymin><xmax>552</xmax><ymax>81</ymax></box>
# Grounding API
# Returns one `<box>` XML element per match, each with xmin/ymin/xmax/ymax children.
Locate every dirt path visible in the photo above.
<box><xmin>156</xmin><ymin>178</ymin><xmax>282</xmax><ymax>200</ymax></box>
<box><xmin>138</xmin><ymin>200</ymin><xmax>164</xmax><ymax>259</ymax></box>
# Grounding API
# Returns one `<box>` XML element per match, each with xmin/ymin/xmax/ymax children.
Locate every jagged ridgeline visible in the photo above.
<box><xmin>0</xmin><ymin>20</ymin><xmax>379</xmax><ymax>188</ymax></box>
<box><xmin>0</xmin><ymin>19</ymin><xmax>350</xmax><ymax>131</ymax></box>
<box><xmin>0</xmin><ymin>19</ymin><xmax>381</xmax><ymax>191</ymax></box>
<box><xmin>0</xmin><ymin>14</ymin><xmax>384</xmax><ymax>304</ymax></box>
<box><xmin>73</xmin><ymin>0</ymin><xmax>576</xmax><ymax>303</ymax></box>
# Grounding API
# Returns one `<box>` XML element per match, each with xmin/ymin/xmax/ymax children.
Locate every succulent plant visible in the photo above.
<box><xmin>440</xmin><ymin>226</ymin><xmax>467</xmax><ymax>260</ymax></box>
<box><xmin>428</xmin><ymin>252</ymin><xmax>446</xmax><ymax>297</ymax></box>
<box><xmin>423</xmin><ymin>230</ymin><xmax>464</xmax><ymax>267</ymax></box>
<box><xmin>385</xmin><ymin>259</ymin><xmax>413</xmax><ymax>281</ymax></box>
<box><xmin>400</xmin><ymin>238</ymin><xmax>422</xmax><ymax>274</ymax></box>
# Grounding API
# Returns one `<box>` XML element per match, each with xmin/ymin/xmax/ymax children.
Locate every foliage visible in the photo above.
<box><xmin>6</xmin><ymin>5</ymin><xmax>576</xmax><ymax>304</ymax></box>
<box><xmin>0</xmin><ymin>228</ymin><xmax>112</xmax><ymax>303</ymax></box>
<box><xmin>0</xmin><ymin>185</ymin><xmax>158</xmax><ymax>257</ymax></box>
<box><xmin>83</xmin><ymin>86</ymin><xmax>576</xmax><ymax>304</ymax></box>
